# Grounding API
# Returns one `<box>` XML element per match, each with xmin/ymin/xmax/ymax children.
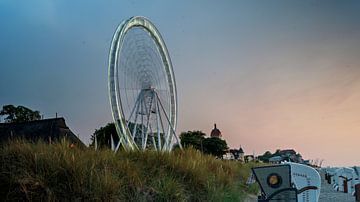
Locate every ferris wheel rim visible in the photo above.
<box><xmin>108</xmin><ymin>16</ymin><xmax>178</xmax><ymax>150</ymax></box>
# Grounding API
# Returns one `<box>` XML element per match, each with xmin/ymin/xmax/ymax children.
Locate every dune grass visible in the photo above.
<box><xmin>0</xmin><ymin>140</ymin><xmax>259</xmax><ymax>201</ymax></box>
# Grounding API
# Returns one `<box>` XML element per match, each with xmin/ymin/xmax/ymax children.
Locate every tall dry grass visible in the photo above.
<box><xmin>0</xmin><ymin>140</ymin><xmax>259</xmax><ymax>201</ymax></box>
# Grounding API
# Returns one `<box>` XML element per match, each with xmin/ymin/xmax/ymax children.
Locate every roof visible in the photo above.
<box><xmin>269</xmin><ymin>156</ymin><xmax>283</xmax><ymax>162</ymax></box>
<box><xmin>210</xmin><ymin>123</ymin><xmax>221</xmax><ymax>137</ymax></box>
<box><xmin>279</xmin><ymin>149</ymin><xmax>296</xmax><ymax>155</ymax></box>
<box><xmin>0</xmin><ymin>118</ymin><xmax>84</xmax><ymax>146</ymax></box>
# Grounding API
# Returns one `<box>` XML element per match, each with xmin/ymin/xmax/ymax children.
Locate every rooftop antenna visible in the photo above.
<box><xmin>55</xmin><ymin>112</ymin><xmax>58</xmax><ymax>118</ymax></box>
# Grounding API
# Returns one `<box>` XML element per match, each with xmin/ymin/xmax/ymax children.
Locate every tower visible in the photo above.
<box><xmin>210</xmin><ymin>123</ymin><xmax>222</xmax><ymax>138</ymax></box>
<box><xmin>239</xmin><ymin>146</ymin><xmax>245</xmax><ymax>162</ymax></box>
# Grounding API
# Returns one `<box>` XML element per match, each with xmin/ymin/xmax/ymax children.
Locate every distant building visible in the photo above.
<box><xmin>210</xmin><ymin>123</ymin><xmax>221</xmax><ymax>138</ymax></box>
<box><xmin>223</xmin><ymin>146</ymin><xmax>245</xmax><ymax>161</ymax></box>
<box><xmin>244</xmin><ymin>155</ymin><xmax>255</xmax><ymax>163</ymax></box>
<box><xmin>279</xmin><ymin>149</ymin><xmax>296</xmax><ymax>157</ymax></box>
<box><xmin>227</xmin><ymin>146</ymin><xmax>245</xmax><ymax>161</ymax></box>
<box><xmin>0</xmin><ymin>118</ymin><xmax>84</xmax><ymax>146</ymax></box>
<box><xmin>223</xmin><ymin>152</ymin><xmax>235</xmax><ymax>160</ymax></box>
<box><xmin>262</xmin><ymin>149</ymin><xmax>305</xmax><ymax>164</ymax></box>
<box><xmin>279</xmin><ymin>149</ymin><xmax>304</xmax><ymax>163</ymax></box>
<box><xmin>269</xmin><ymin>156</ymin><xmax>283</xmax><ymax>164</ymax></box>
<box><xmin>238</xmin><ymin>146</ymin><xmax>245</xmax><ymax>162</ymax></box>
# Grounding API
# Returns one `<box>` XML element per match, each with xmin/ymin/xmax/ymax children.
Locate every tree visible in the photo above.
<box><xmin>90</xmin><ymin>122</ymin><xmax>145</xmax><ymax>150</ymax></box>
<box><xmin>179</xmin><ymin>130</ymin><xmax>206</xmax><ymax>151</ymax></box>
<box><xmin>258</xmin><ymin>151</ymin><xmax>272</xmax><ymax>163</ymax></box>
<box><xmin>90</xmin><ymin>123</ymin><xmax>119</xmax><ymax>149</ymax></box>
<box><xmin>273</xmin><ymin>149</ymin><xmax>281</xmax><ymax>156</ymax></box>
<box><xmin>202</xmin><ymin>137</ymin><xmax>228</xmax><ymax>158</ymax></box>
<box><xmin>179</xmin><ymin>131</ymin><xmax>229</xmax><ymax>158</ymax></box>
<box><xmin>0</xmin><ymin>105</ymin><xmax>41</xmax><ymax>123</ymax></box>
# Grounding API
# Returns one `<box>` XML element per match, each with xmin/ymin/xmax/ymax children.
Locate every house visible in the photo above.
<box><xmin>0</xmin><ymin>117</ymin><xmax>84</xmax><ymax>146</ymax></box>
<box><xmin>223</xmin><ymin>146</ymin><xmax>245</xmax><ymax>161</ymax></box>
<box><xmin>269</xmin><ymin>156</ymin><xmax>283</xmax><ymax>164</ymax></box>
<box><xmin>244</xmin><ymin>155</ymin><xmax>255</xmax><ymax>163</ymax></box>
<box><xmin>264</xmin><ymin>149</ymin><xmax>304</xmax><ymax>164</ymax></box>
<box><xmin>279</xmin><ymin>149</ymin><xmax>304</xmax><ymax>163</ymax></box>
<box><xmin>223</xmin><ymin>152</ymin><xmax>235</xmax><ymax>160</ymax></box>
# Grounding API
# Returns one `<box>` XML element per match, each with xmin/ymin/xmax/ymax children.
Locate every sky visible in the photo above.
<box><xmin>0</xmin><ymin>0</ymin><xmax>360</xmax><ymax>166</ymax></box>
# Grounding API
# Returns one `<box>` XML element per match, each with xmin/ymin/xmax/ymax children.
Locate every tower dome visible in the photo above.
<box><xmin>210</xmin><ymin>123</ymin><xmax>222</xmax><ymax>138</ymax></box>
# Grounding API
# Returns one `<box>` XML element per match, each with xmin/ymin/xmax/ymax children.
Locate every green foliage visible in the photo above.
<box><xmin>179</xmin><ymin>130</ymin><xmax>205</xmax><ymax>150</ymax></box>
<box><xmin>258</xmin><ymin>151</ymin><xmax>273</xmax><ymax>162</ymax></box>
<box><xmin>180</xmin><ymin>131</ymin><xmax>228</xmax><ymax>158</ymax></box>
<box><xmin>203</xmin><ymin>137</ymin><xmax>228</xmax><ymax>158</ymax></box>
<box><xmin>0</xmin><ymin>140</ymin><xmax>260</xmax><ymax>201</ymax></box>
<box><xmin>90</xmin><ymin>122</ymin><xmax>158</xmax><ymax>150</ymax></box>
<box><xmin>90</xmin><ymin>123</ymin><xmax>118</xmax><ymax>149</ymax></box>
<box><xmin>0</xmin><ymin>104</ymin><xmax>41</xmax><ymax>123</ymax></box>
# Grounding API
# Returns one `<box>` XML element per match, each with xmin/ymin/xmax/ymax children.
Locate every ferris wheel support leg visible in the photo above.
<box><xmin>123</xmin><ymin>120</ymin><xmax>138</xmax><ymax>151</ymax></box>
<box><xmin>131</xmin><ymin>101</ymin><xmax>141</xmax><ymax>140</ymax></box>
<box><xmin>127</xmin><ymin>91</ymin><xmax>143</xmax><ymax>128</ymax></box>
<box><xmin>155</xmin><ymin>92</ymin><xmax>182</xmax><ymax>150</ymax></box>
<box><xmin>149</xmin><ymin>124</ymin><xmax>157</xmax><ymax>151</ymax></box>
<box><xmin>156</xmin><ymin>99</ymin><xmax>171</xmax><ymax>151</ymax></box>
<box><xmin>115</xmin><ymin>133</ymin><xmax>130</xmax><ymax>152</ymax></box>
<box><xmin>114</xmin><ymin>95</ymin><xmax>143</xmax><ymax>152</ymax></box>
<box><xmin>155</xmin><ymin>98</ymin><xmax>162</xmax><ymax>150</ymax></box>
<box><xmin>156</xmin><ymin>99</ymin><xmax>167</xmax><ymax>151</ymax></box>
<box><xmin>143</xmin><ymin>92</ymin><xmax>155</xmax><ymax>150</ymax></box>
<box><xmin>152</xmin><ymin>135</ymin><xmax>157</xmax><ymax>150</ymax></box>
<box><xmin>140</xmin><ymin>96</ymin><xmax>145</xmax><ymax>149</ymax></box>
<box><xmin>115</xmin><ymin>135</ymin><xmax>127</xmax><ymax>152</ymax></box>
<box><xmin>114</xmin><ymin>138</ymin><xmax>121</xmax><ymax>152</ymax></box>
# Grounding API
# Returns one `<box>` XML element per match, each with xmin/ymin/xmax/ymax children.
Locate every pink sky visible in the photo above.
<box><xmin>178</xmin><ymin>52</ymin><xmax>360</xmax><ymax>167</ymax></box>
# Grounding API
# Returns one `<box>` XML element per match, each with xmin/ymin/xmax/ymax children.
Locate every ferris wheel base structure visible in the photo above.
<box><xmin>108</xmin><ymin>16</ymin><xmax>182</xmax><ymax>151</ymax></box>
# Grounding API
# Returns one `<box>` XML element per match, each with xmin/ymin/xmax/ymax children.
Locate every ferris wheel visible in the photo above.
<box><xmin>108</xmin><ymin>16</ymin><xmax>182</xmax><ymax>151</ymax></box>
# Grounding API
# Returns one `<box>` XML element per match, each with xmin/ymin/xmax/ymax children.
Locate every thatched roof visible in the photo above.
<box><xmin>0</xmin><ymin>118</ymin><xmax>84</xmax><ymax>146</ymax></box>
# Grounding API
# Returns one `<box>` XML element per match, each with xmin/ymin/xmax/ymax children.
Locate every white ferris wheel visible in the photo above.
<box><xmin>108</xmin><ymin>16</ymin><xmax>182</xmax><ymax>151</ymax></box>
